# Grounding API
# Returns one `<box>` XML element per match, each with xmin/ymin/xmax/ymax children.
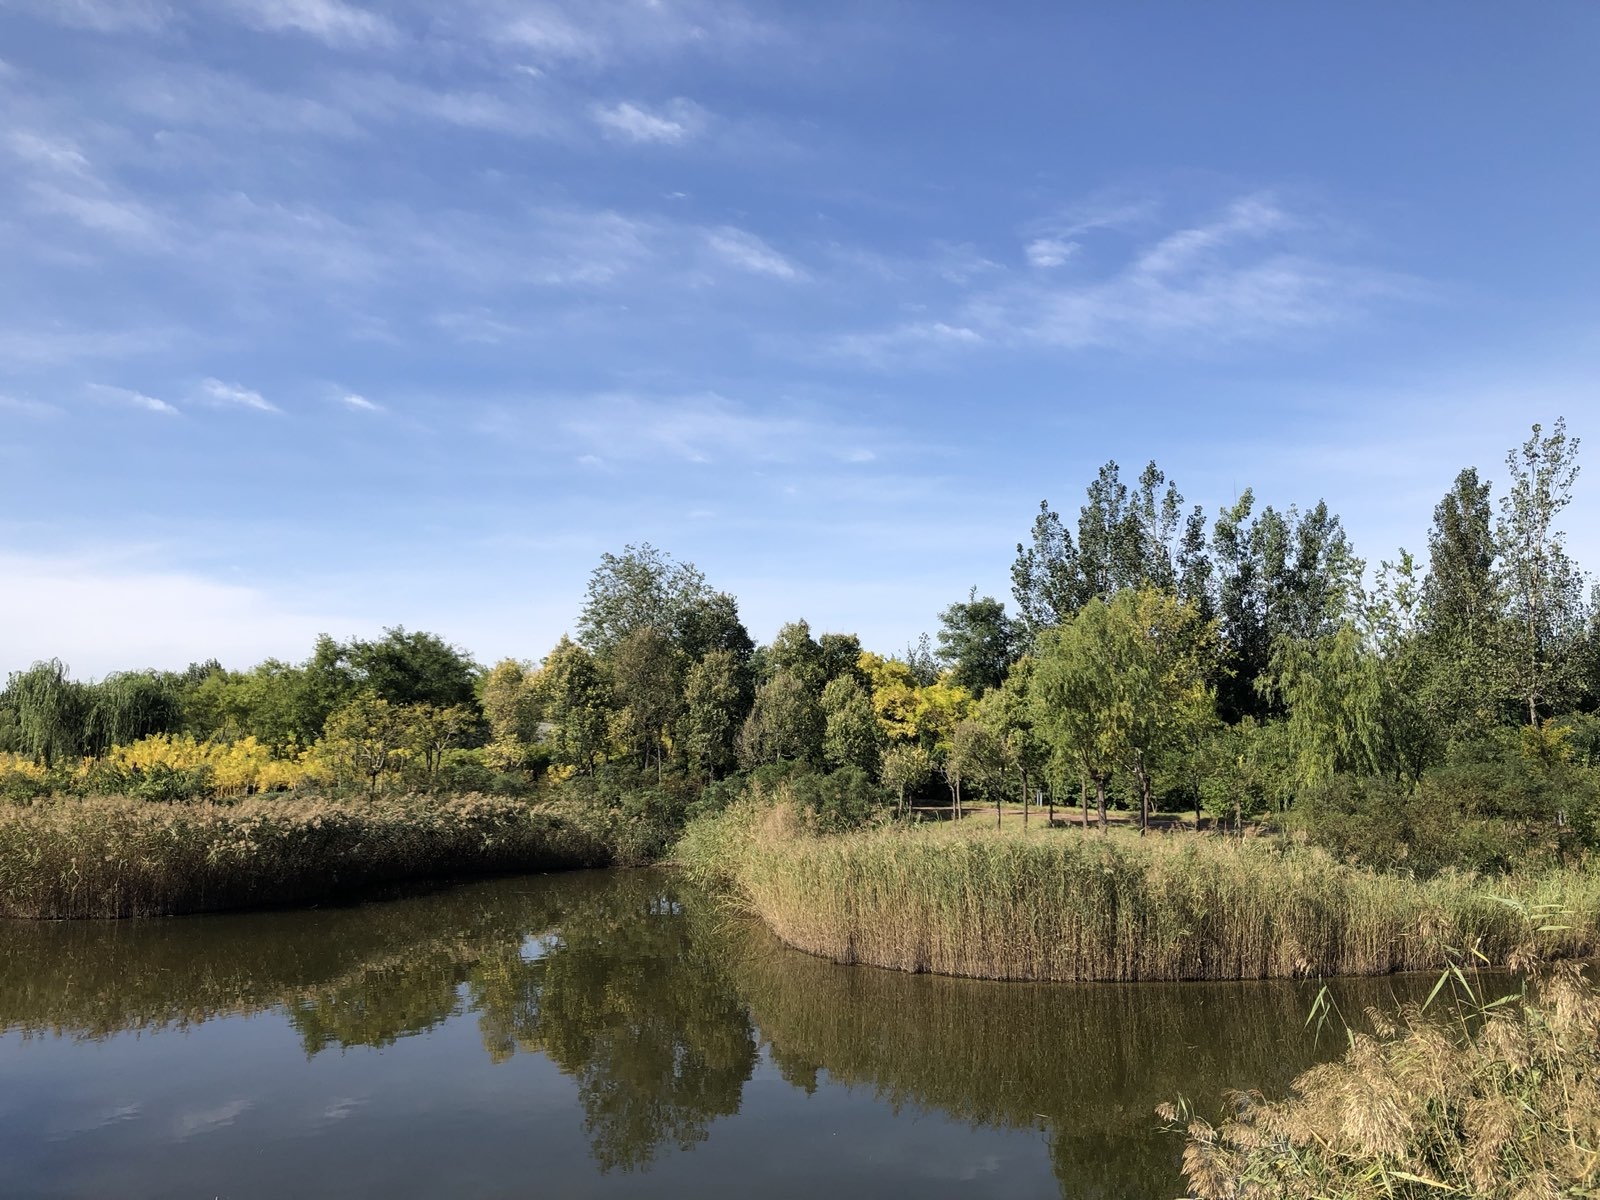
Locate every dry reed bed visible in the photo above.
<box><xmin>678</xmin><ymin>802</ymin><xmax>1600</xmax><ymax>981</ymax></box>
<box><xmin>0</xmin><ymin>794</ymin><xmax>612</xmax><ymax>918</ymax></box>
<box><xmin>1168</xmin><ymin>964</ymin><xmax>1600</xmax><ymax>1198</ymax></box>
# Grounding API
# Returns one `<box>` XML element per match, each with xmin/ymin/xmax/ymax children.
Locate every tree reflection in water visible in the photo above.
<box><xmin>0</xmin><ymin>869</ymin><xmax>1467</xmax><ymax>1194</ymax></box>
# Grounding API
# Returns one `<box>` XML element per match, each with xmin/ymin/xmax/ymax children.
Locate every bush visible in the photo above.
<box><xmin>1298</xmin><ymin>736</ymin><xmax>1600</xmax><ymax>874</ymax></box>
<box><xmin>788</xmin><ymin>766</ymin><xmax>891</xmax><ymax>833</ymax></box>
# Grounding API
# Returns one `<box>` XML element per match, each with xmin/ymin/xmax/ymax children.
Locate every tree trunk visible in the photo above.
<box><xmin>1136</xmin><ymin>766</ymin><xmax>1152</xmax><ymax>836</ymax></box>
<box><xmin>1095</xmin><ymin>775</ymin><xmax>1108</xmax><ymax>833</ymax></box>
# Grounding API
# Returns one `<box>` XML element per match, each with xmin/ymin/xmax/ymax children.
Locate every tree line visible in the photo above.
<box><xmin>4</xmin><ymin>419</ymin><xmax>1598</xmax><ymax>871</ymax></box>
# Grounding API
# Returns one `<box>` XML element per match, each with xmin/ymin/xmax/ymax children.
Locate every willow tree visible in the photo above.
<box><xmin>1266</xmin><ymin>622</ymin><xmax>1384</xmax><ymax>788</ymax></box>
<box><xmin>4</xmin><ymin>659</ymin><xmax>86</xmax><ymax>768</ymax></box>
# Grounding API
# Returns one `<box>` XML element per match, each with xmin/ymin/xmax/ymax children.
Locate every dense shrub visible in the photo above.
<box><xmin>1298</xmin><ymin>735</ymin><xmax>1600</xmax><ymax>874</ymax></box>
<box><xmin>788</xmin><ymin>766</ymin><xmax>891</xmax><ymax>833</ymax></box>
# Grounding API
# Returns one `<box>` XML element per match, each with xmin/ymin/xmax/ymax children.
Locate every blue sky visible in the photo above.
<box><xmin>2</xmin><ymin>1</ymin><xmax>1598</xmax><ymax>675</ymax></box>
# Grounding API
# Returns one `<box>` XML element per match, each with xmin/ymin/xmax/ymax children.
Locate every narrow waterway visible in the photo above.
<box><xmin>0</xmin><ymin>869</ymin><xmax>1460</xmax><ymax>1198</ymax></box>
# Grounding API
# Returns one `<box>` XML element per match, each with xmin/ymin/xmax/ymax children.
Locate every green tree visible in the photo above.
<box><xmin>935</xmin><ymin>588</ymin><xmax>1020</xmax><ymax>696</ymax></box>
<box><xmin>82</xmin><ymin>670</ymin><xmax>183</xmax><ymax>757</ymax></box>
<box><xmin>681</xmin><ymin>649</ymin><xmax>752</xmax><ymax>781</ymax></box>
<box><xmin>609</xmin><ymin>626</ymin><xmax>685</xmax><ymax>777</ymax></box>
<box><xmin>1012</xmin><ymin>500</ymin><xmax>1082</xmax><ymax>639</ymax></box>
<box><xmin>577</xmin><ymin>543</ymin><xmax>712</xmax><ymax>658</ymax></box>
<box><xmin>821</xmin><ymin>675</ymin><xmax>882</xmax><ymax>774</ymax></box>
<box><xmin>817</xmin><ymin>632</ymin><xmax>867</xmax><ymax>687</ymax></box>
<box><xmin>1212</xmin><ymin>492</ymin><xmax>1362</xmax><ymax>721</ymax></box>
<box><xmin>1420</xmin><ymin>467</ymin><xmax>1503</xmax><ymax>737</ymax></box>
<box><xmin>2</xmin><ymin>659</ymin><xmax>87</xmax><ymax>768</ymax></box>
<box><xmin>405</xmin><ymin>703</ymin><xmax>475</xmax><ymax>783</ymax></box>
<box><xmin>538</xmin><ymin>637</ymin><xmax>613</xmax><ymax>775</ymax></box>
<box><xmin>480</xmin><ymin>658</ymin><xmax>540</xmax><ymax>769</ymax></box>
<box><xmin>1031</xmin><ymin>588</ymin><xmax>1215</xmax><ymax>832</ymax></box>
<box><xmin>765</xmin><ymin>620</ymin><xmax>825</xmax><ymax>690</ymax></box>
<box><xmin>1497</xmin><ymin>419</ymin><xmax>1585</xmax><ymax>723</ymax></box>
<box><xmin>1266</xmin><ymin>622</ymin><xmax>1384</xmax><ymax>788</ymax></box>
<box><xmin>676</xmin><ymin>590</ymin><xmax>755</xmax><ymax>665</ymax></box>
<box><xmin>738</xmin><ymin>669</ymin><xmax>823</xmax><ymax>767</ymax></box>
<box><xmin>323</xmin><ymin>692</ymin><xmax>411</xmax><ymax>792</ymax></box>
<box><xmin>880</xmin><ymin>742</ymin><xmax>934</xmax><ymax>816</ymax></box>
<box><xmin>949</xmin><ymin>717</ymin><xmax>1011</xmax><ymax>827</ymax></box>
<box><xmin>978</xmin><ymin>655</ymin><xmax>1049</xmax><ymax>819</ymax></box>
<box><xmin>347</xmin><ymin>627</ymin><xmax>480</xmax><ymax>709</ymax></box>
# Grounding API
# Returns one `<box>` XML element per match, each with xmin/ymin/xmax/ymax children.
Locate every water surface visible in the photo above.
<box><xmin>1</xmin><ymin>869</ymin><xmax>1453</xmax><ymax>1198</ymax></box>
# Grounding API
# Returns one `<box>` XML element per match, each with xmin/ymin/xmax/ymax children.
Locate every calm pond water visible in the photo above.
<box><xmin>2</xmin><ymin>868</ymin><xmax>1455</xmax><ymax>1199</ymax></box>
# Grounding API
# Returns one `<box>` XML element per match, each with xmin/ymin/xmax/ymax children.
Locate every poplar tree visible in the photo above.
<box><xmin>1497</xmin><ymin>419</ymin><xmax>1585</xmax><ymax>723</ymax></box>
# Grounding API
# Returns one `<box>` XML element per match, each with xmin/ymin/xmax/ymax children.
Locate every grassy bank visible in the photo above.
<box><xmin>0</xmin><ymin>794</ymin><xmax>614</xmax><ymax>918</ymax></box>
<box><xmin>677</xmin><ymin>798</ymin><xmax>1600</xmax><ymax>981</ymax></box>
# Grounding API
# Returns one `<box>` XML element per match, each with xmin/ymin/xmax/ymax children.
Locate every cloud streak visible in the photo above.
<box><xmin>591</xmin><ymin>98</ymin><xmax>705</xmax><ymax>144</ymax></box>
<box><xmin>88</xmin><ymin>383</ymin><xmax>179</xmax><ymax>415</ymax></box>
<box><xmin>201</xmin><ymin>378</ymin><xmax>280</xmax><ymax>413</ymax></box>
<box><xmin>836</xmin><ymin>194</ymin><xmax>1415</xmax><ymax>365</ymax></box>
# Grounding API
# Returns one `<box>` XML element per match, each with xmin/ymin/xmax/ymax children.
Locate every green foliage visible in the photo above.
<box><xmin>682</xmin><ymin>648</ymin><xmax>753</xmax><ymax>781</ymax></box>
<box><xmin>346</xmin><ymin>626</ymin><xmax>481</xmax><ymax>709</ymax></box>
<box><xmin>1295</xmin><ymin>733</ymin><xmax>1600</xmax><ymax>874</ymax></box>
<box><xmin>788</xmin><ymin>766</ymin><xmax>890</xmax><ymax>833</ymax></box>
<box><xmin>1032</xmin><ymin>586</ymin><xmax>1216</xmax><ymax>828</ymax></box>
<box><xmin>537</xmin><ymin>636</ymin><xmax>612</xmax><ymax>775</ymax></box>
<box><xmin>738</xmin><ymin>668</ymin><xmax>823</xmax><ymax>767</ymax></box>
<box><xmin>820</xmin><ymin>675</ymin><xmax>881</xmax><ymax>774</ymax></box>
<box><xmin>1498</xmin><ymin>417</ymin><xmax>1585</xmax><ymax>723</ymax></box>
<box><xmin>935</xmin><ymin>588</ymin><xmax>1020</xmax><ymax>695</ymax></box>
<box><xmin>576</xmin><ymin>542</ymin><xmax>714</xmax><ymax>658</ymax></box>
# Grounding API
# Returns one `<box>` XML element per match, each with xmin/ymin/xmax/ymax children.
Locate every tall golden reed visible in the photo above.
<box><xmin>1166</xmin><ymin>963</ymin><xmax>1600</xmax><ymax>1198</ymax></box>
<box><xmin>676</xmin><ymin>798</ymin><xmax>1600</xmax><ymax>981</ymax></box>
<box><xmin>0</xmin><ymin>794</ymin><xmax>612</xmax><ymax>918</ymax></box>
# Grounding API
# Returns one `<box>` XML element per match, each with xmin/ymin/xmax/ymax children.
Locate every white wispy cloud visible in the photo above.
<box><xmin>6</xmin><ymin>131</ymin><xmax>94</xmax><ymax>177</ymax></box>
<box><xmin>4</xmin><ymin>0</ymin><xmax>172</xmax><ymax>33</ymax></box>
<box><xmin>704</xmin><ymin>226</ymin><xmax>802</xmax><ymax>280</ymax></box>
<box><xmin>473</xmin><ymin>0</ymin><xmax>777</xmax><ymax>65</ymax></box>
<box><xmin>201</xmin><ymin>378</ymin><xmax>280</xmax><ymax>413</ymax></box>
<box><xmin>221</xmin><ymin>0</ymin><xmax>397</xmax><ymax>48</ymax></box>
<box><xmin>1025</xmin><ymin>237</ymin><xmax>1078</xmax><ymax>268</ymax></box>
<box><xmin>88</xmin><ymin>383</ymin><xmax>179</xmax><ymax>415</ymax></box>
<box><xmin>839</xmin><ymin>193</ymin><xmax>1414</xmax><ymax>363</ymax></box>
<box><xmin>0</xmin><ymin>324</ymin><xmax>179</xmax><ymax>366</ymax></box>
<box><xmin>27</xmin><ymin>183</ymin><xmax>164</xmax><ymax>242</ymax></box>
<box><xmin>591</xmin><ymin>99</ymin><xmax>704</xmax><ymax>144</ymax></box>
<box><xmin>558</xmin><ymin>392</ymin><xmax>872</xmax><ymax>466</ymax></box>
<box><xmin>340</xmin><ymin>392</ymin><xmax>382</xmax><ymax>412</ymax></box>
<box><xmin>828</xmin><ymin>321</ymin><xmax>983</xmax><ymax>367</ymax></box>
